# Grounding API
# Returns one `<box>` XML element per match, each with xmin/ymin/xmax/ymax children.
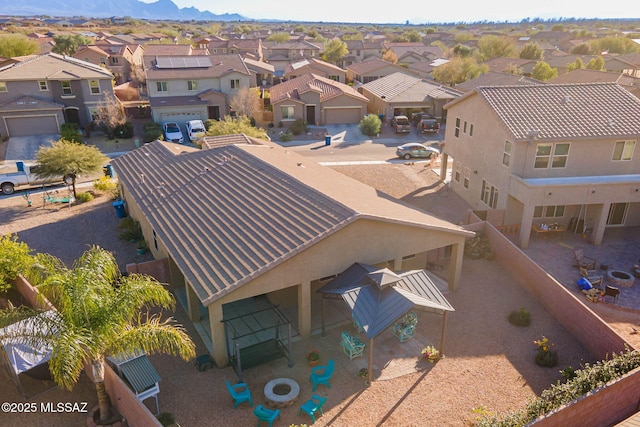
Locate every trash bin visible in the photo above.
<box><xmin>325</xmin><ymin>135</ymin><xmax>331</xmax><ymax>146</ymax></box>
<box><xmin>112</xmin><ymin>200</ymin><xmax>126</xmax><ymax>219</ymax></box>
<box><xmin>104</xmin><ymin>164</ymin><xmax>114</xmax><ymax>177</ymax></box>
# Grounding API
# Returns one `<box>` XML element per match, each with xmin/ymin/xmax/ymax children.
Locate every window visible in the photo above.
<box><xmin>463</xmin><ymin>121</ymin><xmax>467</xmax><ymax>133</ymax></box>
<box><xmin>455</xmin><ymin>117</ymin><xmax>461</xmax><ymax>137</ymax></box>
<box><xmin>503</xmin><ymin>141</ymin><xmax>512</xmax><ymax>166</ymax></box>
<box><xmin>99</xmin><ymin>57</ymin><xmax>106</xmax><ymax>65</ymax></box>
<box><xmin>156</xmin><ymin>81</ymin><xmax>168</xmax><ymax>92</ymax></box>
<box><xmin>612</xmin><ymin>140</ymin><xmax>635</xmax><ymax>161</ymax></box>
<box><xmin>281</xmin><ymin>106</ymin><xmax>295</xmax><ymax>120</ymax></box>
<box><xmin>38</xmin><ymin>81</ymin><xmax>48</xmax><ymax>91</ymax></box>
<box><xmin>187</xmin><ymin>80</ymin><xmax>198</xmax><ymax>91</ymax></box>
<box><xmin>454</xmin><ymin>162</ymin><xmax>461</xmax><ymax>182</ymax></box>
<box><xmin>534</xmin><ymin>143</ymin><xmax>569</xmax><ymax>169</ymax></box>
<box><xmin>0</xmin><ymin>82</ymin><xmax>7</xmax><ymax>92</ymax></box>
<box><xmin>463</xmin><ymin>168</ymin><xmax>470</xmax><ymax>189</ymax></box>
<box><xmin>469</xmin><ymin>123</ymin><xmax>473</xmax><ymax>136</ymax></box>
<box><xmin>89</xmin><ymin>107</ymin><xmax>99</xmax><ymax>121</ymax></box>
<box><xmin>111</xmin><ymin>57</ymin><xmax>119</xmax><ymax>64</ymax></box>
<box><xmin>481</xmin><ymin>180</ymin><xmax>499</xmax><ymax>208</ymax></box>
<box><xmin>89</xmin><ymin>80</ymin><xmax>100</xmax><ymax>94</ymax></box>
<box><xmin>61</xmin><ymin>81</ymin><xmax>72</xmax><ymax>95</ymax></box>
<box><xmin>534</xmin><ymin>205</ymin><xmax>565</xmax><ymax>218</ymax></box>
<box><xmin>328</xmin><ymin>75</ymin><xmax>340</xmax><ymax>82</ymax></box>
<box><xmin>230</xmin><ymin>79</ymin><xmax>240</xmax><ymax>89</ymax></box>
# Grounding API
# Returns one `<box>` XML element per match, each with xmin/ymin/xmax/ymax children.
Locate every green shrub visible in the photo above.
<box><xmin>93</xmin><ymin>176</ymin><xmax>119</xmax><ymax>199</ymax></box>
<box><xmin>114</xmin><ymin>122</ymin><xmax>134</xmax><ymax>138</ymax></box>
<box><xmin>359</xmin><ymin>114</ymin><xmax>382</xmax><ymax>136</ymax></box>
<box><xmin>279</xmin><ymin>130</ymin><xmax>293</xmax><ymax>142</ymax></box>
<box><xmin>507</xmin><ymin>307</ymin><xmax>531</xmax><ymax>327</ymax></box>
<box><xmin>288</xmin><ymin>118</ymin><xmax>308</xmax><ymax>135</ymax></box>
<box><xmin>60</xmin><ymin>124</ymin><xmax>83</xmax><ymax>144</ymax></box>
<box><xmin>118</xmin><ymin>216</ymin><xmax>142</xmax><ymax>241</ymax></box>
<box><xmin>0</xmin><ymin>235</ymin><xmax>34</xmax><ymax>293</ymax></box>
<box><xmin>60</xmin><ymin>123</ymin><xmax>79</xmax><ymax>132</ymax></box>
<box><xmin>143</xmin><ymin>122</ymin><xmax>163</xmax><ymax>143</ymax></box>
<box><xmin>156</xmin><ymin>412</ymin><xmax>175</xmax><ymax>427</ymax></box>
<box><xmin>75</xmin><ymin>192</ymin><xmax>94</xmax><ymax>203</ymax></box>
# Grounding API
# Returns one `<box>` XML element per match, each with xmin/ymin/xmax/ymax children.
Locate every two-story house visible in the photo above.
<box><xmin>73</xmin><ymin>43</ymin><xmax>144</xmax><ymax>85</ymax></box>
<box><xmin>144</xmin><ymin>53</ymin><xmax>251</xmax><ymax>124</ymax></box>
<box><xmin>0</xmin><ymin>52</ymin><xmax>115</xmax><ymax>137</ymax></box>
<box><xmin>441</xmin><ymin>83</ymin><xmax>640</xmax><ymax>248</ymax></box>
<box><xmin>262</xmin><ymin>40</ymin><xmax>323</xmax><ymax>75</ymax></box>
<box><xmin>342</xmin><ymin>40</ymin><xmax>383</xmax><ymax>67</ymax></box>
<box><xmin>283</xmin><ymin>58</ymin><xmax>346</xmax><ymax>83</ymax></box>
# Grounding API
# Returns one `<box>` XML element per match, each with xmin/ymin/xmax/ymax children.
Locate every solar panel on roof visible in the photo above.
<box><xmin>155</xmin><ymin>56</ymin><xmax>212</xmax><ymax>69</ymax></box>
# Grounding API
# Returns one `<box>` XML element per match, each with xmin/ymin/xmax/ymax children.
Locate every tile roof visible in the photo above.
<box><xmin>0</xmin><ymin>52</ymin><xmax>113</xmax><ymax>80</ymax></box>
<box><xmin>451</xmin><ymin>83</ymin><xmax>640</xmax><ymax>141</ymax></box>
<box><xmin>269</xmin><ymin>73</ymin><xmax>368</xmax><ymax>104</ymax></box>
<box><xmin>145</xmin><ymin>54</ymin><xmax>250</xmax><ymax>80</ymax></box>
<box><xmin>361</xmin><ymin>72</ymin><xmax>463</xmax><ymax>101</ymax></box>
<box><xmin>111</xmin><ymin>138</ymin><xmax>470</xmax><ymax>305</ymax></box>
<box><xmin>455</xmin><ymin>71</ymin><xmax>543</xmax><ymax>92</ymax></box>
<box><xmin>346</xmin><ymin>58</ymin><xmax>399</xmax><ymax>74</ymax></box>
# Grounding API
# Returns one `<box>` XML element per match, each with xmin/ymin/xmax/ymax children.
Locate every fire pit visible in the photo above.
<box><xmin>264</xmin><ymin>378</ymin><xmax>299</xmax><ymax>409</ymax></box>
<box><xmin>607</xmin><ymin>270</ymin><xmax>635</xmax><ymax>288</ymax></box>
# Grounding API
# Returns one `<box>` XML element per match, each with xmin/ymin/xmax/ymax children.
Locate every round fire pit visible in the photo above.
<box><xmin>264</xmin><ymin>378</ymin><xmax>299</xmax><ymax>409</ymax></box>
<box><xmin>607</xmin><ymin>270</ymin><xmax>635</xmax><ymax>288</ymax></box>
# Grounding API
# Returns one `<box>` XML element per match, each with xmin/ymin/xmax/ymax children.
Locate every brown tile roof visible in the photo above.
<box><xmin>346</xmin><ymin>58</ymin><xmax>398</xmax><ymax>74</ymax></box>
<box><xmin>0</xmin><ymin>52</ymin><xmax>113</xmax><ymax>80</ymax></box>
<box><xmin>449</xmin><ymin>83</ymin><xmax>640</xmax><ymax>141</ymax></box>
<box><xmin>142</xmin><ymin>44</ymin><xmax>194</xmax><ymax>57</ymax></box>
<box><xmin>145</xmin><ymin>54</ymin><xmax>250</xmax><ymax>80</ymax></box>
<box><xmin>361</xmin><ymin>72</ymin><xmax>462</xmax><ymax>102</ymax></box>
<box><xmin>455</xmin><ymin>71</ymin><xmax>543</xmax><ymax>92</ymax></box>
<box><xmin>111</xmin><ymin>138</ymin><xmax>470</xmax><ymax>304</ymax></box>
<box><xmin>269</xmin><ymin>73</ymin><xmax>368</xmax><ymax>104</ymax></box>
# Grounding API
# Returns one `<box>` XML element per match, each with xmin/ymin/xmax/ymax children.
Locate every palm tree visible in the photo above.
<box><xmin>0</xmin><ymin>246</ymin><xmax>195</xmax><ymax>423</ymax></box>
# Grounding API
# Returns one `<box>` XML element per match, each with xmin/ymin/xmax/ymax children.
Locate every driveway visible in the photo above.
<box><xmin>5</xmin><ymin>134</ymin><xmax>59</xmax><ymax>161</ymax></box>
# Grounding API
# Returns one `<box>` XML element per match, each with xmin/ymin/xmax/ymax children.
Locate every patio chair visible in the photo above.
<box><xmin>603</xmin><ymin>285</ymin><xmax>620</xmax><ymax>304</ymax></box>
<box><xmin>579</xmin><ymin>267</ymin><xmax>604</xmax><ymax>288</ymax></box>
<box><xmin>341</xmin><ymin>331</ymin><xmax>365</xmax><ymax>360</ymax></box>
<box><xmin>299</xmin><ymin>393</ymin><xmax>327</xmax><ymax>423</ymax></box>
<box><xmin>310</xmin><ymin>359</ymin><xmax>335</xmax><ymax>391</ymax></box>
<box><xmin>226</xmin><ymin>379</ymin><xmax>253</xmax><ymax>409</ymax></box>
<box><xmin>574</xmin><ymin>249</ymin><xmax>597</xmax><ymax>270</ymax></box>
<box><xmin>254</xmin><ymin>404</ymin><xmax>279</xmax><ymax>427</ymax></box>
<box><xmin>392</xmin><ymin>311</ymin><xmax>418</xmax><ymax>342</ymax></box>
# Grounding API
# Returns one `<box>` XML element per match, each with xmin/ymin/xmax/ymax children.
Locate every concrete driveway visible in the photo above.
<box><xmin>5</xmin><ymin>134</ymin><xmax>59</xmax><ymax>161</ymax></box>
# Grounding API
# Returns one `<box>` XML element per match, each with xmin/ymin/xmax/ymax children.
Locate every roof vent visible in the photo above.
<box><xmin>562</xmin><ymin>95</ymin><xmax>571</xmax><ymax>104</ymax></box>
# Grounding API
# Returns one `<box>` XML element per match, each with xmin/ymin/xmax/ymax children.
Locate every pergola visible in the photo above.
<box><xmin>317</xmin><ymin>262</ymin><xmax>454</xmax><ymax>383</ymax></box>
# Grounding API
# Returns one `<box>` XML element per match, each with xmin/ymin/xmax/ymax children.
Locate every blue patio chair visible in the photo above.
<box><xmin>392</xmin><ymin>311</ymin><xmax>418</xmax><ymax>342</ymax></box>
<box><xmin>310</xmin><ymin>359</ymin><xmax>335</xmax><ymax>391</ymax></box>
<box><xmin>299</xmin><ymin>393</ymin><xmax>327</xmax><ymax>423</ymax></box>
<box><xmin>225</xmin><ymin>379</ymin><xmax>253</xmax><ymax>409</ymax></box>
<box><xmin>341</xmin><ymin>331</ymin><xmax>365</xmax><ymax>359</ymax></box>
<box><xmin>254</xmin><ymin>404</ymin><xmax>279</xmax><ymax>427</ymax></box>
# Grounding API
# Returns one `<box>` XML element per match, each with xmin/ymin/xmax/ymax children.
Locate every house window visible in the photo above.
<box><xmin>89</xmin><ymin>107</ymin><xmax>99</xmax><ymax>121</ymax></box>
<box><xmin>187</xmin><ymin>80</ymin><xmax>198</xmax><ymax>91</ymax></box>
<box><xmin>534</xmin><ymin>205</ymin><xmax>565</xmax><ymax>218</ymax></box>
<box><xmin>534</xmin><ymin>143</ymin><xmax>569</xmax><ymax>169</ymax></box>
<box><xmin>0</xmin><ymin>82</ymin><xmax>7</xmax><ymax>92</ymax></box>
<box><xmin>281</xmin><ymin>106</ymin><xmax>295</xmax><ymax>120</ymax></box>
<box><xmin>230</xmin><ymin>79</ymin><xmax>240</xmax><ymax>89</ymax></box>
<box><xmin>111</xmin><ymin>57</ymin><xmax>119</xmax><ymax>64</ymax></box>
<box><xmin>100</xmin><ymin>57</ymin><xmax>106</xmax><ymax>65</ymax></box>
<box><xmin>503</xmin><ymin>141</ymin><xmax>512</xmax><ymax>166</ymax></box>
<box><xmin>463</xmin><ymin>168</ymin><xmax>470</xmax><ymax>189</ymax></box>
<box><xmin>481</xmin><ymin>180</ymin><xmax>499</xmax><ymax>208</ymax></box>
<box><xmin>61</xmin><ymin>81</ymin><xmax>72</xmax><ymax>95</ymax></box>
<box><xmin>469</xmin><ymin>123</ymin><xmax>474</xmax><ymax>136</ymax></box>
<box><xmin>38</xmin><ymin>81</ymin><xmax>48</xmax><ymax>91</ymax></box>
<box><xmin>612</xmin><ymin>140</ymin><xmax>635</xmax><ymax>161</ymax></box>
<box><xmin>89</xmin><ymin>80</ymin><xmax>100</xmax><ymax>94</ymax></box>
<box><xmin>455</xmin><ymin>117</ymin><xmax>461</xmax><ymax>137</ymax></box>
<box><xmin>463</xmin><ymin>121</ymin><xmax>467</xmax><ymax>133</ymax></box>
<box><xmin>156</xmin><ymin>81</ymin><xmax>168</xmax><ymax>92</ymax></box>
<box><xmin>454</xmin><ymin>162</ymin><xmax>461</xmax><ymax>182</ymax></box>
<box><xmin>328</xmin><ymin>75</ymin><xmax>340</xmax><ymax>82</ymax></box>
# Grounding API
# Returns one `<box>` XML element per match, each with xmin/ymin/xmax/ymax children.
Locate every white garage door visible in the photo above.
<box><xmin>160</xmin><ymin>112</ymin><xmax>203</xmax><ymax>124</ymax></box>
<box><xmin>325</xmin><ymin>108</ymin><xmax>362</xmax><ymax>125</ymax></box>
<box><xmin>7</xmin><ymin>116</ymin><xmax>59</xmax><ymax>136</ymax></box>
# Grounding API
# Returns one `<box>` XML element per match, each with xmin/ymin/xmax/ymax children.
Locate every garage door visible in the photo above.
<box><xmin>160</xmin><ymin>112</ymin><xmax>203</xmax><ymax>124</ymax></box>
<box><xmin>325</xmin><ymin>108</ymin><xmax>362</xmax><ymax>125</ymax></box>
<box><xmin>7</xmin><ymin>116</ymin><xmax>59</xmax><ymax>136</ymax></box>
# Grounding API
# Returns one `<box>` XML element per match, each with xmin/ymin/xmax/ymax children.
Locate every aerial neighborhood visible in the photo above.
<box><xmin>1</xmin><ymin>13</ymin><xmax>640</xmax><ymax>427</ymax></box>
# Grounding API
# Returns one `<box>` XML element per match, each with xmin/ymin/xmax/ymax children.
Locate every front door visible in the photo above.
<box><xmin>306</xmin><ymin>105</ymin><xmax>316</xmax><ymax>126</ymax></box>
<box><xmin>208</xmin><ymin>106</ymin><xmax>220</xmax><ymax>120</ymax></box>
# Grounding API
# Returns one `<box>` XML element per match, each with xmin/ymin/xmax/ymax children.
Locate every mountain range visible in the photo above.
<box><xmin>0</xmin><ymin>0</ymin><xmax>246</xmax><ymax>22</ymax></box>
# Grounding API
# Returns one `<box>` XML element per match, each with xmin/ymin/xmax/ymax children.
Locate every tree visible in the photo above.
<box><xmin>322</xmin><ymin>38</ymin><xmax>348</xmax><ymax>65</ymax></box>
<box><xmin>520</xmin><ymin>42</ymin><xmax>543</xmax><ymax>60</ymax></box>
<box><xmin>94</xmin><ymin>93</ymin><xmax>128</xmax><ymax>139</ymax></box>
<box><xmin>266</xmin><ymin>32</ymin><xmax>290</xmax><ymax>43</ymax></box>
<box><xmin>402</xmin><ymin>30</ymin><xmax>422</xmax><ymax>42</ymax></box>
<box><xmin>382</xmin><ymin>49</ymin><xmax>398</xmax><ymax>64</ymax></box>
<box><xmin>566</xmin><ymin>57</ymin><xmax>584</xmax><ymax>72</ymax></box>
<box><xmin>531</xmin><ymin>61</ymin><xmax>558</xmax><ymax>81</ymax></box>
<box><xmin>359</xmin><ymin>114</ymin><xmax>382</xmax><ymax>137</ymax></box>
<box><xmin>0</xmin><ymin>246</ymin><xmax>195</xmax><ymax>423</ymax></box>
<box><xmin>476</xmin><ymin>35</ymin><xmax>517</xmax><ymax>61</ymax></box>
<box><xmin>229</xmin><ymin>87</ymin><xmax>261</xmax><ymax>120</ymax></box>
<box><xmin>570</xmin><ymin>43</ymin><xmax>591</xmax><ymax>55</ymax></box>
<box><xmin>586</xmin><ymin>55</ymin><xmax>605</xmax><ymax>70</ymax></box>
<box><xmin>0</xmin><ymin>234</ymin><xmax>34</xmax><ymax>293</ymax></box>
<box><xmin>452</xmin><ymin>44</ymin><xmax>473</xmax><ymax>57</ymax></box>
<box><xmin>205</xmin><ymin>116</ymin><xmax>267</xmax><ymax>139</ymax></box>
<box><xmin>34</xmin><ymin>139</ymin><xmax>110</xmax><ymax>198</ymax></box>
<box><xmin>590</xmin><ymin>36</ymin><xmax>640</xmax><ymax>55</ymax></box>
<box><xmin>51</xmin><ymin>34</ymin><xmax>91</xmax><ymax>56</ymax></box>
<box><xmin>432</xmin><ymin>56</ymin><xmax>488</xmax><ymax>85</ymax></box>
<box><xmin>0</xmin><ymin>34</ymin><xmax>38</xmax><ymax>58</ymax></box>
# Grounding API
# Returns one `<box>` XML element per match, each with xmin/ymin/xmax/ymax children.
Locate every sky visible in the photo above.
<box><xmin>153</xmin><ymin>0</ymin><xmax>640</xmax><ymax>24</ymax></box>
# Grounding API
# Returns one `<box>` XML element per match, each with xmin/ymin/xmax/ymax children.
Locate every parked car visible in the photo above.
<box><xmin>186</xmin><ymin>120</ymin><xmax>206</xmax><ymax>142</ymax></box>
<box><xmin>418</xmin><ymin>118</ymin><xmax>440</xmax><ymax>134</ymax></box>
<box><xmin>391</xmin><ymin>115</ymin><xmax>411</xmax><ymax>133</ymax></box>
<box><xmin>411</xmin><ymin>112</ymin><xmax>434</xmax><ymax>126</ymax></box>
<box><xmin>395</xmin><ymin>143</ymin><xmax>440</xmax><ymax>160</ymax></box>
<box><xmin>163</xmin><ymin>122</ymin><xmax>184</xmax><ymax>144</ymax></box>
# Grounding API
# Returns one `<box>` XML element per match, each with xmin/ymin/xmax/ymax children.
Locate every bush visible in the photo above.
<box><xmin>143</xmin><ymin>122</ymin><xmax>163</xmax><ymax>143</ymax></box>
<box><xmin>359</xmin><ymin>114</ymin><xmax>382</xmax><ymax>137</ymax></box>
<box><xmin>288</xmin><ymin>118</ymin><xmax>308</xmax><ymax>135</ymax></box>
<box><xmin>93</xmin><ymin>176</ymin><xmax>119</xmax><ymax>199</ymax></box>
<box><xmin>114</xmin><ymin>122</ymin><xmax>134</xmax><ymax>138</ymax></box>
<box><xmin>508</xmin><ymin>307</ymin><xmax>531</xmax><ymax>327</ymax></box>
<box><xmin>118</xmin><ymin>216</ymin><xmax>143</xmax><ymax>241</ymax></box>
<box><xmin>75</xmin><ymin>192</ymin><xmax>94</xmax><ymax>203</ymax></box>
<box><xmin>279</xmin><ymin>130</ymin><xmax>293</xmax><ymax>142</ymax></box>
<box><xmin>156</xmin><ymin>412</ymin><xmax>175</xmax><ymax>427</ymax></box>
<box><xmin>60</xmin><ymin>123</ymin><xmax>83</xmax><ymax>144</ymax></box>
<box><xmin>60</xmin><ymin>123</ymin><xmax>79</xmax><ymax>132</ymax></box>
<box><xmin>534</xmin><ymin>336</ymin><xmax>558</xmax><ymax>367</ymax></box>
<box><xmin>0</xmin><ymin>235</ymin><xmax>34</xmax><ymax>293</ymax></box>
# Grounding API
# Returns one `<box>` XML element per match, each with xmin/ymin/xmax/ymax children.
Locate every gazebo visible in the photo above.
<box><xmin>317</xmin><ymin>262</ymin><xmax>454</xmax><ymax>383</ymax></box>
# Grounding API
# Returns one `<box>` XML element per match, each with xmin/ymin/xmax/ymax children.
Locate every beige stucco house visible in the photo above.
<box><xmin>110</xmin><ymin>136</ymin><xmax>473</xmax><ymax>367</ymax></box>
<box><xmin>441</xmin><ymin>82</ymin><xmax>640</xmax><ymax>248</ymax></box>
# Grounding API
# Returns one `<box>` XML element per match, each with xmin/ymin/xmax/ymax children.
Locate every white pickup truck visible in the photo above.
<box><xmin>0</xmin><ymin>161</ymin><xmax>63</xmax><ymax>195</ymax></box>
